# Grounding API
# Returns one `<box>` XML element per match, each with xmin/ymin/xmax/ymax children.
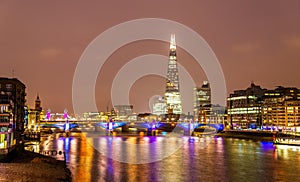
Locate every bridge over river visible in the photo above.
<box><xmin>38</xmin><ymin>120</ymin><xmax>224</xmax><ymax>136</ymax></box>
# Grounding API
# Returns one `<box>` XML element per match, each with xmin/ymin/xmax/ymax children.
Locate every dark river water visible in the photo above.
<box><xmin>37</xmin><ymin>133</ymin><xmax>300</xmax><ymax>182</ymax></box>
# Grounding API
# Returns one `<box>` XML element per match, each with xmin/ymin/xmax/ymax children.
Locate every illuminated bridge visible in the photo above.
<box><xmin>39</xmin><ymin>120</ymin><xmax>224</xmax><ymax>136</ymax></box>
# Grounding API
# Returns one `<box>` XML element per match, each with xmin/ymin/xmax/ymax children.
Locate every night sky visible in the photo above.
<box><xmin>0</xmin><ymin>1</ymin><xmax>299</xmax><ymax>114</ymax></box>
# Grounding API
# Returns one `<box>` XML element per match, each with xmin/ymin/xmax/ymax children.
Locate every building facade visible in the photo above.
<box><xmin>227</xmin><ymin>83</ymin><xmax>265</xmax><ymax>129</ymax></box>
<box><xmin>0</xmin><ymin>78</ymin><xmax>26</xmax><ymax>154</ymax></box>
<box><xmin>152</xmin><ymin>96</ymin><xmax>166</xmax><ymax>116</ymax></box>
<box><xmin>26</xmin><ymin>95</ymin><xmax>43</xmax><ymax>131</ymax></box>
<box><xmin>194</xmin><ymin>81</ymin><xmax>211</xmax><ymax>122</ymax></box>
<box><xmin>262</xmin><ymin>86</ymin><xmax>300</xmax><ymax>130</ymax></box>
<box><xmin>228</xmin><ymin>83</ymin><xmax>300</xmax><ymax>131</ymax></box>
<box><xmin>114</xmin><ymin>105</ymin><xmax>133</xmax><ymax>120</ymax></box>
<box><xmin>193</xmin><ymin>81</ymin><xmax>226</xmax><ymax>124</ymax></box>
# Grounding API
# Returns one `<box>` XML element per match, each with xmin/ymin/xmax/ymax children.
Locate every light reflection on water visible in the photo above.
<box><xmin>40</xmin><ymin>134</ymin><xmax>300</xmax><ymax>182</ymax></box>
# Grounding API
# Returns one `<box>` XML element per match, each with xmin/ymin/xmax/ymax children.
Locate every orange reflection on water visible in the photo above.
<box><xmin>73</xmin><ymin>135</ymin><xmax>93</xmax><ymax>182</ymax></box>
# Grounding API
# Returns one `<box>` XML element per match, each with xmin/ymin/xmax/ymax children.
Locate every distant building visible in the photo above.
<box><xmin>194</xmin><ymin>81</ymin><xmax>226</xmax><ymax>124</ymax></box>
<box><xmin>227</xmin><ymin>83</ymin><xmax>265</xmax><ymax>129</ymax></box>
<box><xmin>83</xmin><ymin>112</ymin><xmax>101</xmax><ymax>120</ymax></box>
<box><xmin>152</xmin><ymin>96</ymin><xmax>166</xmax><ymax>116</ymax></box>
<box><xmin>137</xmin><ymin>113</ymin><xmax>157</xmax><ymax>121</ymax></box>
<box><xmin>26</xmin><ymin>94</ymin><xmax>43</xmax><ymax>130</ymax></box>
<box><xmin>194</xmin><ymin>81</ymin><xmax>211</xmax><ymax>122</ymax></box>
<box><xmin>210</xmin><ymin>105</ymin><xmax>227</xmax><ymax>124</ymax></box>
<box><xmin>114</xmin><ymin>105</ymin><xmax>133</xmax><ymax>119</ymax></box>
<box><xmin>0</xmin><ymin>77</ymin><xmax>26</xmax><ymax>155</ymax></box>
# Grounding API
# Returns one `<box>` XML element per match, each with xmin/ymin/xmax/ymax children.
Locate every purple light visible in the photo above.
<box><xmin>189</xmin><ymin>137</ymin><xmax>195</xmax><ymax>143</ymax></box>
<box><xmin>47</xmin><ymin>112</ymin><xmax>51</xmax><ymax>120</ymax></box>
<box><xmin>64</xmin><ymin>113</ymin><xmax>68</xmax><ymax>119</ymax></box>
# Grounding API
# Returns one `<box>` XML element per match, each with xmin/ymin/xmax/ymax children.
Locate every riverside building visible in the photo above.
<box><xmin>228</xmin><ymin>83</ymin><xmax>300</xmax><ymax>131</ymax></box>
<box><xmin>227</xmin><ymin>83</ymin><xmax>265</xmax><ymax>129</ymax></box>
<box><xmin>262</xmin><ymin>86</ymin><xmax>300</xmax><ymax>131</ymax></box>
<box><xmin>0</xmin><ymin>77</ymin><xmax>26</xmax><ymax>156</ymax></box>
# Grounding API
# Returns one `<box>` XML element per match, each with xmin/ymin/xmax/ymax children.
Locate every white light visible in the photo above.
<box><xmin>170</xmin><ymin>34</ymin><xmax>176</xmax><ymax>50</ymax></box>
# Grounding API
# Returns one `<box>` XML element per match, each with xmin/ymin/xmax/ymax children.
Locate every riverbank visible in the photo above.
<box><xmin>216</xmin><ymin>130</ymin><xmax>278</xmax><ymax>141</ymax></box>
<box><xmin>0</xmin><ymin>150</ymin><xmax>72</xmax><ymax>181</ymax></box>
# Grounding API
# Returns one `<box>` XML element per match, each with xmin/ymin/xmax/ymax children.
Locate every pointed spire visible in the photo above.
<box><xmin>170</xmin><ymin>34</ymin><xmax>176</xmax><ymax>50</ymax></box>
<box><xmin>36</xmin><ymin>93</ymin><xmax>40</xmax><ymax>101</ymax></box>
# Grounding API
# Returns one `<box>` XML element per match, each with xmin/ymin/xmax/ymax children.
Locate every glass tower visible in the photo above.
<box><xmin>165</xmin><ymin>34</ymin><xmax>182</xmax><ymax>114</ymax></box>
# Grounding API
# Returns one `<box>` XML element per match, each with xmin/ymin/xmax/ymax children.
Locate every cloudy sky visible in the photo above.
<box><xmin>0</xmin><ymin>0</ymin><xmax>299</xmax><ymax>114</ymax></box>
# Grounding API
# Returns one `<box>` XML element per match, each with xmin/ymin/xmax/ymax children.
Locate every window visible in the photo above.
<box><xmin>6</xmin><ymin>84</ymin><xmax>12</xmax><ymax>90</ymax></box>
<box><xmin>0</xmin><ymin>106</ymin><xmax>8</xmax><ymax>113</ymax></box>
<box><xmin>0</xmin><ymin>134</ymin><xmax>7</xmax><ymax>149</ymax></box>
<box><xmin>0</xmin><ymin>116</ymin><xmax>9</xmax><ymax>123</ymax></box>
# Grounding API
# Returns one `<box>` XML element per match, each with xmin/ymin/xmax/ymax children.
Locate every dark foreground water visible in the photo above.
<box><xmin>38</xmin><ymin>133</ymin><xmax>300</xmax><ymax>182</ymax></box>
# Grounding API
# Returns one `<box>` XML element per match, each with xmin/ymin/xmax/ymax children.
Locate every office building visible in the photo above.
<box><xmin>262</xmin><ymin>86</ymin><xmax>300</xmax><ymax>130</ymax></box>
<box><xmin>194</xmin><ymin>81</ymin><xmax>211</xmax><ymax>122</ymax></box>
<box><xmin>227</xmin><ymin>83</ymin><xmax>265</xmax><ymax>129</ymax></box>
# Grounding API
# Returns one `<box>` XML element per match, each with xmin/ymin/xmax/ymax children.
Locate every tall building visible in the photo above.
<box><xmin>194</xmin><ymin>81</ymin><xmax>211</xmax><ymax>122</ymax></box>
<box><xmin>0</xmin><ymin>78</ymin><xmax>26</xmax><ymax>155</ymax></box>
<box><xmin>194</xmin><ymin>81</ymin><xmax>226</xmax><ymax>124</ymax></box>
<box><xmin>164</xmin><ymin>34</ymin><xmax>182</xmax><ymax>115</ymax></box>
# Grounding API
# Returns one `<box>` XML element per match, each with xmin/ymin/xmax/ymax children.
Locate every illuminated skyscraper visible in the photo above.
<box><xmin>194</xmin><ymin>81</ymin><xmax>211</xmax><ymax>122</ymax></box>
<box><xmin>164</xmin><ymin>34</ymin><xmax>182</xmax><ymax>115</ymax></box>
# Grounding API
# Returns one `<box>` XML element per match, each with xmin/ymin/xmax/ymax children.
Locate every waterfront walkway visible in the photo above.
<box><xmin>0</xmin><ymin>151</ymin><xmax>71</xmax><ymax>182</ymax></box>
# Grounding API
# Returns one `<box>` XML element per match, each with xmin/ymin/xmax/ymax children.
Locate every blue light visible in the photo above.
<box><xmin>140</xmin><ymin>121</ymin><xmax>164</xmax><ymax>129</ymax></box>
<box><xmin>189</xmin><ymin>137</ymin><xmax>195</xmax><ymax>143</ymax></box>
<box><xmin>97</xmin><ymin>122</ymin><xmax>127</xmax><ymax>129</ymax></box>
<box><xmin>161</xmin><ymin>132</ymin><xmax>167</xmax><ymax>136</ymax></box>
<box><xmin>176</xmin><ymin>123</ymin><xmax>224</xmax><ymax>132</ymax></box>
<box><xmin>64</xmin><ymin>122</ymin><xmax>70</xmax><ymax>131</ymax></box>
<box><xmin>64</xmin><ymin>137</ymin><xmax>70</xmax><ymax>151</ymax></box>
<box><xmin>260</xmin><ymin>141</ymin><xmax>275</xmax><ymax>151</ymax></box>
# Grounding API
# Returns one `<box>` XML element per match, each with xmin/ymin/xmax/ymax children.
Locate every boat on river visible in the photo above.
<box><xmin>273</xmin><ymin>137</ymin><xmax>300</xmax><ymax>146</ymax></box>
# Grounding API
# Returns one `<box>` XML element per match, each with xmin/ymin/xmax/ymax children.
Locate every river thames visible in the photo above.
<box><xmin>36</xmin><ymin>133</ymin><xmax>300</xmax><ymax>182</ymax></box>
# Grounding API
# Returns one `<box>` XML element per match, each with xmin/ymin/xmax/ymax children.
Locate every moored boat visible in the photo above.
<box><xmin>273</xmin><ymin>137</ymin><xmax>300</xmax><ymax>146</ymax></box>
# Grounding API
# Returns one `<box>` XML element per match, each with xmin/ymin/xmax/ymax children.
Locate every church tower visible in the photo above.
<box><xmin>35</xmin><ymin>94</ymin><xmax>42</xmax><ymax>127</ymax></box>
<box><xmin>35</xmin><ymin>94</ymin><xmax>42</xmax><ymax>112</ymax></box>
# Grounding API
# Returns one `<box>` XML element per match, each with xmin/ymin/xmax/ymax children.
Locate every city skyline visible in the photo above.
<box><xmin>0</xmin><ymin>1</ymin><xmax>299</xmax><ymax>113</ymax></box>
